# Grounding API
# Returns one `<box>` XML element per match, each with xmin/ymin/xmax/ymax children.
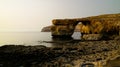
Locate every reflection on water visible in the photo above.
<box><xmin>41</xmin><ymin>32</ymin><xmax>81</xmax><ymax>47</ymax></box>
<box><xmin>0</xmin><ymin>32</ymin><xmax>81</xmax><ymax>47</ymax></box>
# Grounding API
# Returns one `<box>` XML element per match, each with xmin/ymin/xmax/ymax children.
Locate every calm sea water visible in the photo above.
<box><xmin>0</xmin><ymin>32</ymin><xmax>81</xmax><ymax>47</ymax></box>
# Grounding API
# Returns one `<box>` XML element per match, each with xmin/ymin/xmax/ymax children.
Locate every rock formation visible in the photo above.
<box><xmin>41</xmin><ymin>24</ymin><xmax>82</xmax><ymax>32</ymax></box>
<box><xmin>51</xmin><ymin>19</ymin><xmax>78</xmax><ymax>37</ymax></box>
<box><xmin>51</xmin><ymin>13</ymin><xmax>120</xmax><ymax>40</ymax></box>
<box><xmin>41</xmin><ymin>25</ymin><xmax>53</xmax><ymax>32</ymax></box>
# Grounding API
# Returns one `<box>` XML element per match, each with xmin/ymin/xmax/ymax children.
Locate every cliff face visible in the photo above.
<box><xmin>51</xmin><ymin>13</ymin><xmax>120</xmax><ymax>40</ymax></box>
<box><xmin>51</xmin><ymin>19</ymin><xmax>78</xmax><ymax>37</ymax></box>
<box><xmin>78</xmin><ymin>13</ymin><xmax>120</xmax><ymax>34</ymax></box>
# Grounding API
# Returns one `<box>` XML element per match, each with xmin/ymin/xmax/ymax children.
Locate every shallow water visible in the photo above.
<box><xmin>0</xmin><ymin>32</ymin><xmax>81</xmax><ymax>47</ymax></box>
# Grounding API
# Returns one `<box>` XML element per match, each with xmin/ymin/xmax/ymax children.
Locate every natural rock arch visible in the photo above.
<box><xmin>51</xmin><ymin>13</ymin><xmax>120</xmax><ymax>40</ymax></box>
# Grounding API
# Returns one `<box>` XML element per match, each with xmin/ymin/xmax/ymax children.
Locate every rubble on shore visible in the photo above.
<box><xmin>0</xmin><ymin>39</ymin><xmax>120</xmax><ymax>67</ymax></box>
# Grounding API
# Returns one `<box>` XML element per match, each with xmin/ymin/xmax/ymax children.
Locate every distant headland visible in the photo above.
<box><xmin>42</xmin><ymin>13</ymin><xmax>120</xmax><ymax>40</ymax></box>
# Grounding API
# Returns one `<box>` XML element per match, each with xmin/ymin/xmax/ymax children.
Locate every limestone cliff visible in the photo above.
<box><xmin>51</xmin><ymin>13</ymin><xmax>120</xmax><ymax>40</ymax></box>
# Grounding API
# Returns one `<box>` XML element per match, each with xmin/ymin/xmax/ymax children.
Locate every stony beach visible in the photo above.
<box><xmin>0</xmin><ymin>39</ymin><xmax>120</xmax><ymax>67</ymax></box>
<box><xmin>1</xmin><ymin>13</ymin><xmax>120</xmax><ymax>67</ymax></box>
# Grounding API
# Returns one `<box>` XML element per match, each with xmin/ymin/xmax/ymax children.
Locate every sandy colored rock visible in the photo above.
<box><xmin>79</xmin><ymin>16</ymin><xmax>120</xmax><ymax>35</ymax></box>
<box><xmin>81</xmin><ymin>34</ymin><xmax>103</xmax><ymax>40</ymax></box>
<box><xmin>51</xmin><ymin>13</ymin><xmax>120</xmax><ymax>40</ymax></box>
<box><xmin>51</xmin><ymin>25</ymin><xmax>75</xmax><ymax>37</ymax></box>
<box><xmin>52</xmin><ymin>19</ymin><xmax>78</xmax><ymax>25</ymax></box>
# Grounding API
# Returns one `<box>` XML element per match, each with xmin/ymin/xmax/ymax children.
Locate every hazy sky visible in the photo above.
<box><xmin>0</xmin><ymin>0</ymin><xmax>120</xmax><ymax>32</ymax></box>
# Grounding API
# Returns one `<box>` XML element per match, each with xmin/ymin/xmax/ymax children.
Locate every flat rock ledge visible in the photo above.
<box><xmin>0</xmin><ymin>39</ymin><xmax>120</xmax><ymax>67</ymax></box>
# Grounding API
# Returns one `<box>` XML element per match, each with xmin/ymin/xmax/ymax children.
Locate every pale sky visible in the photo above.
<box><xmin>0</xmin><ymin>0</ymin><xmax>120</xmax><ymax>32</ymax></box>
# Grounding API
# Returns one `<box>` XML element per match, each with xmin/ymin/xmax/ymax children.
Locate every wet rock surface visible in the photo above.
<box><xmin>0</xmin><ymin>39</ymin><xmax>120</xmax><ymax>67</ymax></box>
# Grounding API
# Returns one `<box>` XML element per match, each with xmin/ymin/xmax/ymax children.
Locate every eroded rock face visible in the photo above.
<box><xmin>80</xmin><ymin>15</ymin><xmax>120</xmax><ymax>34</ymax></box>
<box><xmin>51</xmin><ymin>13</ymin><xmax>120</xmax><ymax>40</ymax></box>
<box><xmin>79</xmin><ymin>14</ymin><xmax>120</xmax><ymax>40</ymax></box>
<box><xmin>51</xmin><ymin>19</ymin><xmax>78</xmax><ymax>37</ymax></box>
<box><xmin>51</xmin><ymin>25</ymin><xmax>75</xmax><ymax>37</ymax></box>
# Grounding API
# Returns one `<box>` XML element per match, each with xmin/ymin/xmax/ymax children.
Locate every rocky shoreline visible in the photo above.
<box><xmin>1</xmin><ymin>13</ymin><xmax>120</xmax><ymax>67</ymax></box>
<box><xmin>0</xmin><ymin>39</ymin><xmax>120</xmax><ymax>67</ymax></box>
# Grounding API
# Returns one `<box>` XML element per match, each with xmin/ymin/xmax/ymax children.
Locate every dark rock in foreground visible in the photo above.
<box><xmin>0</xmin><ymin>39</ymin><xmax>120</xmax><ymax>67</ymax></box>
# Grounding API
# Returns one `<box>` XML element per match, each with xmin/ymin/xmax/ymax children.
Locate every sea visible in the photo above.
<box><xmin>0</xmin><ymin>32</ymin><xmax>81</xmax><ymax>47</ymax></box>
